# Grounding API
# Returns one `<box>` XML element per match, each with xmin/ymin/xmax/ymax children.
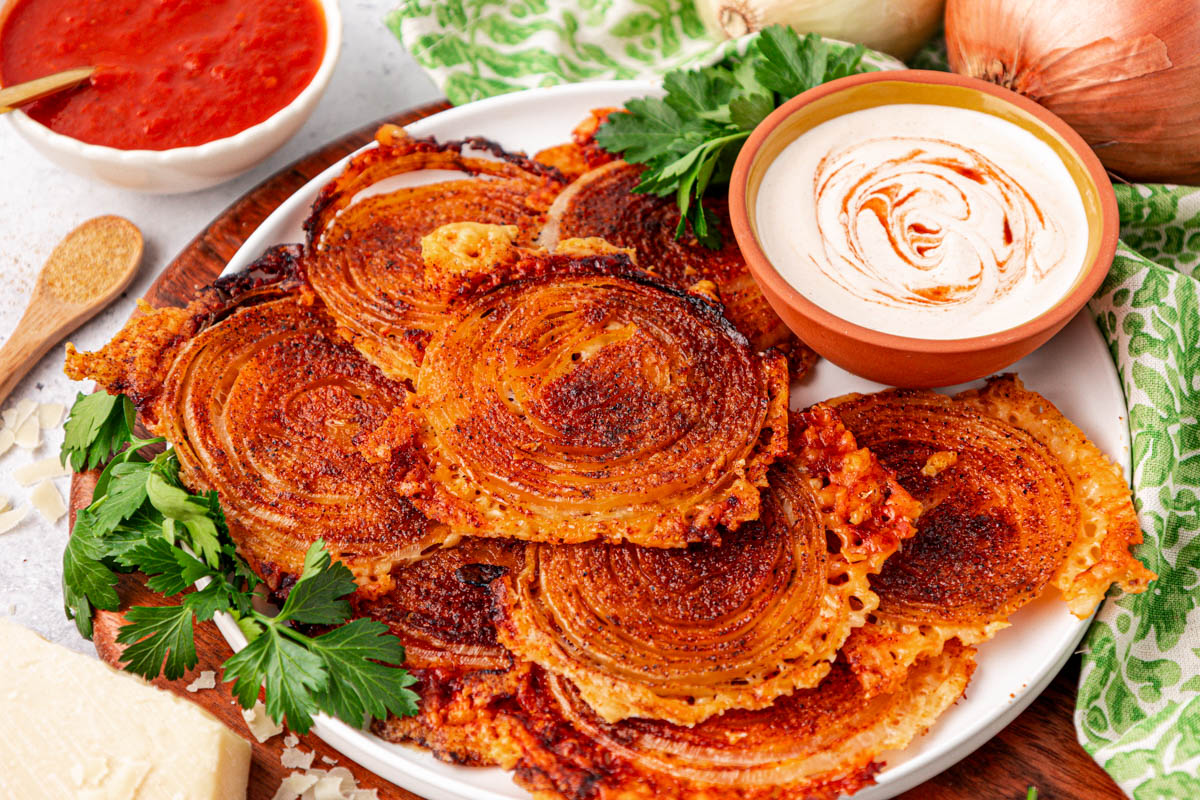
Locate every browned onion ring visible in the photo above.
<box><xmin>384</xmin><ymin>253</ymin><xmax>790</xmax><ymax>548</ymax></box>
<box><xmin>152</xmin><ymin>294</ymin><xmax>447</xmax><ymax>595</ymax></box>
<box><xmin>503</xmin><ymin>643</ymin><xmax>975</xmax><ymax>800</ymax></box>
<box><xmin>539</xmin><ymin>159</ymin><xmax>815</xmax><ymax>374</ymax></box>
<box><xmin>303</xmin><ymin>126</ymin><xmax>567</xmax><ymax>381</ymax></box>
<box><xmin>494</xmin><ymin>405</ymin><xmax>919</xmax><ymax>725</ymax></box>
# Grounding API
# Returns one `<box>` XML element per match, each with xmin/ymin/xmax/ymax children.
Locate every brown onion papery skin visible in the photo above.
<box><xmin>409</xmin><ymin>257</ymin><xmax>790</xmax><ymax>547</ymax></box>
<box><xmin>946</xmin><ymin>0</ymin><xmax>1200</xmax><ymax>183</ymax></box>
<box><xmin>495</xmin><ymin>405</ymin><xmax>919</xmax><ymax>725</ymax></box>
<box><xmin>543</xmin><ymin>160</ymin><xmax>815</xmax><ymax>373</ymax></box>
<box><xmin>504</xmin><ymin>643</ymin><xmax>975</xmax><ymax>800</ymax></box>
<box><xmin>153</xmin><ymin>295</ymin><xmax>447</xmax><ymax>596</ymax></box>
<box><xmin>304</xmin><ymin>128</ymin><xmax>566</xmax><ymax>381</ymax></box>
<box><xmin>831</xmin><ymin>387</ymin><xmax>1078</xmax><ymax>626</ymax></box>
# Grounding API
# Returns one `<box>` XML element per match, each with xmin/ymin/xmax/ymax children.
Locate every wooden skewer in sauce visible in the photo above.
<box><xmin>755</xmin><ymin>104</ymin><xmax>1089</xmax><ymax>339</ymax></box>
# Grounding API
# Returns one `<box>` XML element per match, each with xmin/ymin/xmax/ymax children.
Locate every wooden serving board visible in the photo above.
<box><xmin>69</xmin><ymin>103</ymin><xmax>1126</xmax><ymax>800</ymax></box>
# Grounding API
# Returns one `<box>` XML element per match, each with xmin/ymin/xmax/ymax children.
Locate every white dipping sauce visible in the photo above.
<box><xmin>755</xmin><ymin>104</ymin><xmax>1089</xmax><ymax>339</ymax></box>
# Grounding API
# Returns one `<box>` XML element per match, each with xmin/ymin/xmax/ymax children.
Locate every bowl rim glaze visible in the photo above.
<box><xmin>1</xmin><ymin>0</ymin><xmax>342</xmax><ymax>165</ymax></box>
<box><xmin>729</xmin><ymin>68</ymin><xmax>1118</xmax><ymax>355</ymax></box>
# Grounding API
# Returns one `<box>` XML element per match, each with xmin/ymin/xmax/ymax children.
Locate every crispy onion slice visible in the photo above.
<box><xmin>304</xmin><ymin>126</ymin><xmax>567</xmax><ymax>382</ymax></box>
<box><xmin>364</xmin><ymin>540</ymin><xmax>526</xmax><ymax>768</ymax></box>
<box><xmin>386</xmin><ymin>252</ymin><xmax>790</xmax><ymax>547</ymax></box>
<box><xmin>504</xmin><ymin>642</ymin><xmax>975</xmax><ymax>800</ymax></box>
<box><xmin>150</xmin><ymin>293</ymin><xmax>447</xmax><ymax>595</ymax></box>
<box><xmin>835</xmin><ymin>375</ymin><xmax>1154</xmax><ymax>695</ymax></box>
<box><xmin>494</xmin><ymin>405</ymin><xmax>919</xmax><ymax>725</ymax></box>
<box><xmin>533</xmin><ymin>107</ymin><xmax>619</xmax><ymax>181</ymax></box>
<box><xmin>539</xmin><ymin>159</ymin><xmax>815</xmax><ymax>375</ymax></box>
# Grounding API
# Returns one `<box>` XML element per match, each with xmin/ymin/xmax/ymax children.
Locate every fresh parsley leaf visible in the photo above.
<box><xmin>594</xmin><ymin>25</ymin><xmax>869</xmax><ymax>248</ymax></box>
<box><xmin>146</xmin><ymin>453</ymin><xmax>223</xmax><ymax>568</ymax></box>
<box><xmin>124</xmin><ymin>537</ymin><xmax>211</xmax><ymax>596</ymax></box>
<box><xmin>85</xmin><ymin>459</ymin><xmax>153</xmax><ymax>537</ymax></box>
<box><xmin>61</xmin><ymin>523</ymin><xmax>121</xmax><ymax>638</ymax></box>
<box><xmin>310</xmin><ymin>620</ymin><xmax>419</xmax><ymax>725</ymax></box>
<box><xmin>277</xmin><ymin>541</ymin><xmax>357</xmax><ymax>626</ymax></box>
<box><xmin>61</xmin><ymin>391</ymin><xmax>136</xmax><ymax>472</ymax></box>
<box><xmin>116</xmin><ymin>603</ymin><xmax>198</xmax><ymax>681</ymax></box>
<box><xmin>223</xmin><ymin>625</ymin><xmax>328</xmax><ymax>733</ymax></box>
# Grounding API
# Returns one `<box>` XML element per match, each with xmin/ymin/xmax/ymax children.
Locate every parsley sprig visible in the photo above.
<box><xmin>61</xmin><ymin>391</ymin><xmax>418</xmax><ymax>733</ymax></box>
<box><xmin>594</xmin><ymin>26</ymin><xmax>869</xmax><ymax>247</ymax></box>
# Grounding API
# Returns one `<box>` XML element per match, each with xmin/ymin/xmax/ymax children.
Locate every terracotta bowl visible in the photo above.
<box><xmin>729</xmin><ymin>69</ymin><xmax>1117</xmax><ymax>388</ymax></box>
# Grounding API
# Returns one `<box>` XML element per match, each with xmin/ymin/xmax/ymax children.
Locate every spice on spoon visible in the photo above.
<box><xmin>0</xmin><ymin>216</ymin><xmax>143</xmax><ymax>406</ymax></box>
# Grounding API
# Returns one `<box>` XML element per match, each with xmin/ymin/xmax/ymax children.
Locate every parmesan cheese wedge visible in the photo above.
<box><xmin>0</xmin><ymin>428</ymin><xmax>14</xmax><ymax>457</ymax></box>
<box><xmin>0</xmin><ymin>619</ymin><xmax>252</xmax><ymax>800</ymax></box>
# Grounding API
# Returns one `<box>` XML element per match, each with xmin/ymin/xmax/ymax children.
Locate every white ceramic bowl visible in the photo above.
<box><xmin>5</xmin><ymin>0</ymin><xmax>342</xmax><ymax>194</ymax></box>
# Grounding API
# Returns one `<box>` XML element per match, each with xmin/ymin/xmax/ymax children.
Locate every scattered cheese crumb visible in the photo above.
<box><xmin>242</xmin><ymin>700</ymin><xmax>284</xmax><ymax>743</ymax></box>
<box><xmin>31</xmin><ymin>480</ymin><xmax>66</xmax><ymax>524</ymax></box>
<box><xmin>352</xmin><ymin>790</ymin><xmax>379</xmax><ymax>800</ymax></box>
<box><xmin>271</xmin><ymin>772</ymin><xmax>319</xmax><ymax>800</ymax></box>
<box><xmin>13</xmin><ymin>456</ymin><xmax>71</xmax><ymax>486</ymax></box>
<box><xmin>0</xmin><ymin>506</ymin><xmax>30</xmax><ymax>535</ymax></box>
<box><xmin>320</xmin><ymin>756</ymin><xmax>337</xmax><ymax>765</ymax></box>
<box><xmin>14</xmin><ymin>416</ymin><xmax>40</xmax><ymax>449</ymax></box>
<box><xmin>185</xmin><ymin>670</ymin><xmax>217</xmax><ymax>693</ymax></box>
<box><xmin>1</xmin><ymin>408</ymin><xmax>15</xmax><ymax>429</ymax></box>
<box><xmin>920</xmin><ymin>450</ymin><xmax>959</xmax><ymax>477</ymax></box>
<box><xmin>37</xmin><ymin>402</ymin><xmax>65</xmax><ymax>429</ymax></box>
<box><xmin>0</xmin><ymin>429</ymin><xmax>13</xmax><ymax>457</ymax></box>
<box><xmin>284</xmin><ymin>734</ymin><xmax>299</xmax><ymax>749</ymax></box>
<box><xmin>281</xmin><ymin>745</ymin><xmax>315</xmax><ymax>771</ymax></box>
<box><xmin>0</xmin><ymin>496</ymin><xmax>8</xmax><ymax>513</ymax></box>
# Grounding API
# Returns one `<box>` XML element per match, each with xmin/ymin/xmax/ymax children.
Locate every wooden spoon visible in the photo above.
<box><xmin>0</xmin><ymin>67</ymin><xmax>95</xmax><ymax>114</ymax></box>
<box><xmin>0</xmin><ymin>216</ymin><xmax>143</xmax><ymax>406</ymax></box>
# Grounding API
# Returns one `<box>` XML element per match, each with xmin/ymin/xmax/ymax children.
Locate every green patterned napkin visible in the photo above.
<box><xmin>1079</xmin><ymin>186</ymin><xmax>1200</xmax><ymax>799</ymax></box>
<box><xmin>388</xmin><ymin>3</ymin><xmax>1198</xmax><ymax>796</ymax></box>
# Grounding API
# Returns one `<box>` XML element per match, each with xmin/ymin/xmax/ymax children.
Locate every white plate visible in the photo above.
<box><xmin>212</xmin><ymin>81</ymin><xmax>1129</xmax><ymax>800</ymax></box>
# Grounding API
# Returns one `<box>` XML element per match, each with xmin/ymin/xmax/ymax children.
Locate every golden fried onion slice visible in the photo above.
<box><xmin>835</xmin><ymin>375</ymin><xmax>1154</xmax><ymax>695</ymax></box>
<box><xmin>304</xmin><ymin>126</ymin><xmax>567</xmax><ymax>381</ymax></box>
<box><xmin>374</xmin><ymin>245</ymin><xmax>790</xmax><ymax>548</ymax></box>
<box><xmin>504</xmin><ymin>642</ymin><xmax>976</xmax><ymax>800</ymax></box>
<box><xmin>363</xmin><ymin>540</ymin><xmax>525</xmax><ymax>767</ymax></box>
<box><xmin>539</xmin><ymin>159</ymin><xmax>815</xmax><ymax>374</ymax></box>
<box><xmin>68</xmin><ymin>261</ymin><xmax>450</xmax><ymax>596</ymax></box>
<box><xmin>494</xmin><ymin>405</ymin><xmax>919</xmax><ymax>725</ymax></box>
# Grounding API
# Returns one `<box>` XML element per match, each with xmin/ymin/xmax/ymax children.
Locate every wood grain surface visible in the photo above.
<box><xmin>68</xmin><ymin>101</ymin><xmax>1124</xmax><ymax>800</ymax></box>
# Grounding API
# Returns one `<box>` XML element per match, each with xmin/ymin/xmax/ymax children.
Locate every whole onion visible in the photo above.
<box><xmin>696</xmin><ymin>0</ymin><xmax>945</xmax><ymax>62</ymax></box>
<box><xmin>946</xmin><ymin>0</ymin><xmax>1200</xmax><ymax>184</ymax></box>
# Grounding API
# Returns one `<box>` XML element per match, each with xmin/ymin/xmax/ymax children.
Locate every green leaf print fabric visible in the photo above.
<box><xmin>389</xmin><ymin>4</ymin><xmax>1197</xmax><ymax>796</ymax></box>
<box><xmin>1080</xmin><ymin>185</ymin><xmax>1200</xmax><ymax>799</ymax></box>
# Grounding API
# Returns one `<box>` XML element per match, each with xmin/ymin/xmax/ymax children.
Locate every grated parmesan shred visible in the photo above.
<box><xmin>31</xmin><ymin>480</ymin><xmax>66</xmax><ymax>523</ymax></box>
<box><xmin>13</xmin><ymin>456</ymin><xmax>71</xmax><ymax>486</ymax></box>
<box><xmin>0</xmin><ymin>506</ymin><xmax>30</xmax><ymax>535</ymax></box>
<box><xmin>185</xmin><ymin>670</ymin><xmax>217</xmax><ymax>693</ymax></box>
<box><xmin>241</xmin><ymin>700</ymin><xmax>284</xmax><ymax>743</ymax></box>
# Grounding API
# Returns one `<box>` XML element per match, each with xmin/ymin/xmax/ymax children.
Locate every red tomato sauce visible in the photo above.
<box><xmin>0</xmin><ymin>0</ymin><xmax>326</xmax><ymax>150</ymax></box>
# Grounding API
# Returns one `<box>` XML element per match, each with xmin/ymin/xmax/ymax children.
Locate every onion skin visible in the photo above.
<box><xmin>947</xmin><ymin>0</ymin><xmax>1200</xmax><ymax>183</ymax></box>
<box><xmin>695</xmin><ymin>0</ymin><xmax>945</xmax><ymax>62</ymax></box>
